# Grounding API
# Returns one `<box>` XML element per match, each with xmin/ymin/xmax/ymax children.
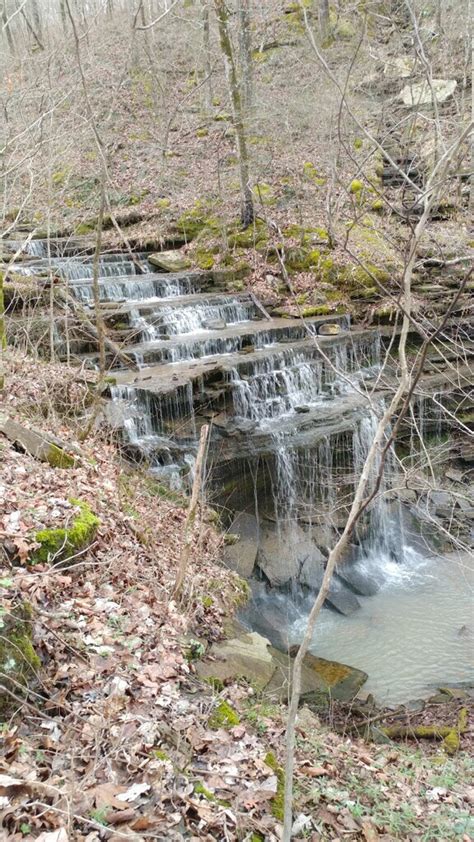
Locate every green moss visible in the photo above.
<box><xmin>152</xmin><ymin>749</ymin><xmax>170</xmax><ymax>761</ymax></box>
<box><xmin>196</xmin><ymin>128</ymin><xmax>209</xmax><ymax>138</ymax></box>
<box><xmin>302</xmin><ymin>305</ymin><xmax>332</xmax><ymax>317</ymax></box>
<box><xmin>46</xmin><ymin>444</ymin><xmax>75</xmax><ymax>469</ymax></box>
<box><xmin>196</xmin><ymin>249</ymin><xmax>215</xmax><ymax>270</ymax></box>
<box><xmin>228</xmin><ymin>219</ymin><xmax>268</xmax><ymax>248</ymax></box>
<box><xmin>264</xmin><ymin>751</ymin><xmax>285</xmax><ymax>821</ymax></box>
<box><xmin>206</xmin><ymin>676</ymin><xmax>224</xmax><ymax>692</ymax></box>
<box><xmin>32</xmin><ymin>499</ymin><xmax>99</xmax><ymax>565</ymax></box>
<box><xmin>209</xmin><ymin>700</ymin><xmax>240</xmax><ymax>730</ymax></box>
<box><xmin>354</xmin><ymin>138</ymin><xmax>363</xmax><ymax>150</ymax></box>
<box><xmin>157</xmin><ymin>198</ymin><xmax>171</xmax><ymax>209</ymax></box>
<box><xmin>194</xmin><ymin>781</ymin><xmax>230</xmax><ymax>807</ymax></box>
<box><xmin>232</xmin><ymin>576</ymin><xmax>251</xmax><ymax>607</ymax></box>
<box><xmin>0</xmin><ymin>603</ymin><xmax>40</xmax><ymax>711</ymax></box>
<box><xmin>75</xmin><ymin>222</ymin><xmax>95</xmax><ymax>235</ymax></box>
<box><xmin>175</xmin><ymin>200</ymin><xmax>221</xmax><ymax>242</ymax></box>
<box><xmin>371</xmin><ymin>199</ymin><xmax>384</xmax><ymax>212</ymax></box>
<box><xmin>349</xmin><ymin>179</ymin><xmax>364</xmax><ymax>195</ymax></box>
<box><xmin>200</xmin><ymin>596</ymin><xmax>214</xmax><ymax>609</ymax></box>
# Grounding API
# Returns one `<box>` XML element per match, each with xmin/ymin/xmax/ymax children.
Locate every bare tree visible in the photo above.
<box><xmin>214</xmin><ymin>0</ymin><xmax>254</xmax><ymax>225</ymax></box>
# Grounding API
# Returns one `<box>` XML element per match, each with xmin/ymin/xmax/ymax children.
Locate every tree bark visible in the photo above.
<box><xmin>214</xmin><ymin>0</ymin><xmax>254</xmax><ymax>226</ymax></box>
<box><xmin>2</xmin><ymin>2</ymin><xmax>15</xmax><ymax>53</ymax></box>
<box><xmin>201</xmin><ymin>0</ymin><xmax>213</xmax><ymax>113</ymax></box>
<box><xmin>237</xmin><ymin>0</ymin><xmax>253</xmax><ymax>117</ymax></box>
<box><xmin>173</xmin><ymin>424</ymin><xmax>210</xmax><ymax>599</ymax></box>
<box><xmin>319</xmin><ymin>0</ymin><xmax>330</xmax><ymax>42</ymax></box>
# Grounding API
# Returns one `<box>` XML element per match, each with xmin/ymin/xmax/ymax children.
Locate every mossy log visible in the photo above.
<box><xmin>382</xmin><ymin>707</ymin><xmax>468</xmax><ymax>755</ymax></box>
<box><xmin>0</xmin><ymin>414</ymin><xmax>77</xmax><ymax>468</ymax></box>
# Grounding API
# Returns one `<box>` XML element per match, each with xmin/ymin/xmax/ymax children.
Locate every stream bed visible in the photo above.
<box><xmin>293</xmin><ymin>549</ymin><xmax>474</xmax><ymax>706</ymax></box>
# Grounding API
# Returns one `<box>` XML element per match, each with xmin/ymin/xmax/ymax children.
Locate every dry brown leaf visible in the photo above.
<box><xmin>88</xmin><ymin>783</ymin><xmax>128</xmax><ymax>809</ymax></box>
<box><xmin>104</xmin><ymin>808</ymin><xmax>136</xmax><ymax>825</ymax></box>
<box><xmin>361</xmin><ymin>820</ymin><xmax>380</xmax><ymax>841</ymax></box>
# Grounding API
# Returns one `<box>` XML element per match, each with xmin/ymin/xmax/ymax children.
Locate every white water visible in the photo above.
<box><xmin>292</xmin><ymin>549</ymin><xmax>474</xmax><ymax>705</ymax></box>
<box><xmin>129</xmin><ymin>296</ymin><xmax>256</xmax><ymax>340</ymax></box>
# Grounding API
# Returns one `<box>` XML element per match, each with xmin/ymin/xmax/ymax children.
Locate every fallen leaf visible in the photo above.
<box><xmin>361</xmin><ymin>821</ymin><xmax>379</xmax><ymax>842</ymax></box>
<box><xmin>105</xmin><ymin>808</ymin><xmax>136</xmax><ymax>825</ymax></box>
<box><xmin>36</xmin><ymin>830</ymin><xmax>68</xmax><ymax>842</ymax></box>
<box><xmin>116</xmin><ymin>782</ymin><xmax>151</xmax><ymax>802</ymax></box>
<box><xmin>89</xmin><ymin>783</ymin><xmax>128</xmax><ymax>809</ymax></box>
<box><xmin>0</xmin><ymin>775</ymin><xmax>24</xmax><ymax>788</ymax></box>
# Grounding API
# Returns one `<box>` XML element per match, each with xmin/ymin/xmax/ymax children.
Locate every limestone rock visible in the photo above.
<box><xmin>335</xmin><ymin>564</ymin><xmax>382</xmax><ymax>597</ymax></box>
<box><xmin>224</xmin><ymin>512</ymin><xmax>259</xmax><ymax>578</ymax></box>
<box><xmin>399</xmin><ymin>79</ymin><xmax>457</xmax><ymax>107</ymax></box>
<box><xmin>196</xmin><ymin>631</ymin><xmax>275</xmax><ymax>690</ymax></box>
<box><xmin>149</xmin><ymin>250</ymin><xmax>191</xmax><ymax>272</ymax></box>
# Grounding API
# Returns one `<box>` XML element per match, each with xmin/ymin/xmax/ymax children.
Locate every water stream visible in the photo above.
<box><xmin>13</xmin><ymin>244</ymin><xmax>471</xmax><ymax>705</ymax></box>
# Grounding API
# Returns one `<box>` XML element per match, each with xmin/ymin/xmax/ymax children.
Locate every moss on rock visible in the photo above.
<box><xmin>32</xmin><ymin>498</ymin><xmax>99</xmax><ymax>565</ymax></box>
<box><xmin>0</xmin><ymin>602</ymin><xmax>40</xmax><ymax>712</ymax></box>
<box><xmin>208</xmin><ymin>700</ymin><xmax>240</xmax><ymax>730</ymax></box>
<box><xmin>264</xmin><ymin>751</ymin><xmax>285</xmax><ymax>821</ymax></box>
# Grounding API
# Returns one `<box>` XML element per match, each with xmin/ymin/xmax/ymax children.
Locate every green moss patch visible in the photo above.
<box><xmin>32</xmin><ymin>499</ymin><xmax>99</xmax><ymax>565</ymax></box>
<box><xmin>208</xmin><ymin>700</ymin><xmax>240</xmax><ymax>730</ymax></box>
<box><xmin>0</xmin><ymin>602</ymin><xmax>40</xmax><ymax>712</ymax></box>
<box><xmin>264</xmin><ymin>751</ymin><xmax>285</xmax><ymax>821</ymax></box>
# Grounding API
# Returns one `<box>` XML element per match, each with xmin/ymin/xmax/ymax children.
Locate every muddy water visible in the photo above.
<box><xmin>292</xmin><ymin>550</ymin><xmax>474</xmax><ymax>706</ymax></box>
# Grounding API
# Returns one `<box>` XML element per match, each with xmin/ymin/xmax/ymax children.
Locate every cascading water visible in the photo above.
<box><xmin>129</xmin><ymin>295</ymin><xmax>257</xmax><ymax>340</ymax></box>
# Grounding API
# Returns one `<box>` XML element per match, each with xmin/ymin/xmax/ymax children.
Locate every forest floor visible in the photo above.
<box><xmin>1</xmin><ymin>349</ymin><xmax>473</xmax><ymax>842</ymax></box>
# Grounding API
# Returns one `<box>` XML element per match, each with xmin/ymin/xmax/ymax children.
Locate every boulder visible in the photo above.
<box><xmin>224</xmin><ymin>512</ymin><xmax>259</xmax><ymax>578</ymax></box>
<box><xmin>335</xmin><ymin>564</ymin><xmax>382</xmax><ymax>597</ymax></box>
<box><xmin>257</xmin><ymin>524</ymin><xmax>320</xmax><ymax>587</ymax></box>
<box><xmin>265</xmin><ymin>647</ymin><xmax>367</xmax><ymax>703</ymax></box>
<box><xmin>149</xmin><ymin>250</ymin><xmax>191</xmax><ymax>272</ymax></box>
<box><xmin>240</xmin><ymin>603</ymin><xmax>293</xmax><ymax>653</ymax></box>
<box><xmin>301</xmin><ymin>563</ymin><xmax>361</xmax><ymax>615</ymax></box>
<box><xmin>318</xmin><ymin>323</ymin><xmax>341</xmax><ymax>336</ymax></box>
<box><xmin>196</xmin><ymin>631</ymin><xmax>276</xmax><ymax>690</ymax></box>
<box><xmin>399</xmin><ymin>79</ymin><xmax>457</xmax><ymax>107</ymax></box>
<box><xmin>196</xmin><ymin>631</ymin><xmax>368</xmax><ymax>702</ymax></box>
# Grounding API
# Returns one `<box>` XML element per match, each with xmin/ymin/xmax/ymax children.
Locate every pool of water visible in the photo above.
<box><xmin>291</xmin><ymin>549</ymin><xmax>474</xmax><ymax>706</ymax></box>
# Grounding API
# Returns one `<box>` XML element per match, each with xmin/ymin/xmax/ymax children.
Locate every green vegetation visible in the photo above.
<box><xmin>264</xmin><ymin>751</ymin><xmax>285</xmax><ymax>821</ymax></box>
<box><xmin>208</xmin><ymin>700</ymin><xmax>240</xmax><ymax>729</ymax></box>
<box><xmin>32</xmin><ymin>498</ymin><xmax>99</xmax><ymax>565</ymax></box>
<box><xmin>0</xmin><ymin>602</ymin><xmax>40</xmax><ymax>712</ymax></box>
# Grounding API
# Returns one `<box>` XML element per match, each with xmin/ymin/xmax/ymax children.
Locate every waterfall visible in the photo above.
<box><xmin>128</xmin><ymin>295</ymin><xmax>257</xmax><ymax>339</ymax></box>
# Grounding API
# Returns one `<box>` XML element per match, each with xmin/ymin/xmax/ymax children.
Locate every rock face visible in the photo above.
<box><xmin>196</xmin><ymin>630</ymin><xmax>367</xmax><ymax>701</ymax></box>
<box><xmin>149</xmin><ymin>250</ymin><xmax>191</xmax><ymax>272</ymax></box>
<box><xmin>203</xmin><ymin>318</ymin><xmax>226</xmax><ymax>330</ymax></box>
<box><xmin>399</xmin><ymin>79</ymin><xmax>457</xmax><ymax>106</ymax></box>
<box><xmin>257</xmin><ymin>524</ymin><xmax>321</xmax><ymax>586</ymax></box>
<box><xmin>224</xmin><ymin>512</ymin><xmax>259</xmax><ymax>578</ymax></box>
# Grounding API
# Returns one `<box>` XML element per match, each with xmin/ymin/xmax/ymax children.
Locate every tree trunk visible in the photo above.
<box><xmin>237</xmin><ymin>0</ymin><xmax>253</xmax><ymax>118</ymax></box>
<box><xmin>0</xmin><ymin>270</ymin><xmax>5</xmax><ymax>390</ymax></box>
<box><xmin>2</xmin><ymin>2</ymin><xmax>15</xmax><ymax>53</ymax></box>
<box><xmin>92</xmin><ymin>178</ymin><xmax>107</xmax><ymax>377</ymax></box>
<box><xmin>319</xmin><ymin>0</ymin><xmax>330</xmax><ymax>42</ymax></box>
<box><xmin>201</xmin><ymin>1</ymin><xmax>213</xmax><ymax>113</ymax></box>
<box><xmin>214</xmin><ymin>0</ymin><xmax>254</xmax><ymax>226</ymax></box>
<box><xmin>59</xmin><ymin>0</ymin><xmax>67</xmax><ymax>31</ymax></box>
<box><xmin>31</xmin><ymin>0</ymin><xmax>42</xmax><ymax>39</ymax></box>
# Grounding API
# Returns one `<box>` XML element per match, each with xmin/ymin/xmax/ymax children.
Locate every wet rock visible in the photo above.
<box><xmin>295</xmin><ymin>405</ymin><xmax>310</xmax><ymax>414</ymax></box>
<box><xmin>258</xmin><ymin>528</ymin><xmax>300</xmax><ymax>586</ymax></box>
<box><xmin>324</xmin><ymin>582</ymin><xmax>361</xmax><ymax>615</ymax></box>
<box><xmin>318</xmin><ymin>323</ymin><xmax>341</xmax><ymax>336</ymax></box>
<box><xmin>298</xmin><ymin>552</ymin><xmax>326</xmax><ymax>589</ymax></box>
<box><xmin>242</xmin><ymin>605</ymin><xmax>292</xmax><ymax>653</ymax></box>
<box><xmin>335</xmin><ymin>564</ymin><xmax>382</xmax><ymax>597</ymax></box>
<box><xmin>266</xmin><ymin>647</ymin><xmax>367</xmax><ymax>702</ymax></box>
<box><xmin>149</xmin><ymin>250</ymin><xmax>191</xmax><ymax>272</ymax></box>
<box><xmin>203</xmin><ymin>319</ymin><xmax>226</xmax><ymax>330</ymax></box>
<box><xmin>399</xmin><ymin>79</ymin><xmax>457</xmax><ymax>106</ymax></box>
<box><xmin>196</xmin><ymin>631</ymin><xmax>275</xmax><ymax>690</ymax></box>
<box><xmin>224</xmin><ymin>512</ymin><xmax>259</xmax><ymax>578</ymax></box>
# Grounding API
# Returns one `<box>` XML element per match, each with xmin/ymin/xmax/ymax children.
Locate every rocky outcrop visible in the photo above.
<box><xmin>224</xmin><ymin>512</ymin><xmax>259</xmax><ymax>578</ymax></box>
<box><xmin>196</xmin><ymin>629</ymin><xmax>367</xmax><ymax>702</ymax></box>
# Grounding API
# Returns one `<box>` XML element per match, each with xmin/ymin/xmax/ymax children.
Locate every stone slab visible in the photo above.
<box><xmin>224</xmin><ymin>512</ymin><xmax>259</xmax><ymax>578</ymax></box>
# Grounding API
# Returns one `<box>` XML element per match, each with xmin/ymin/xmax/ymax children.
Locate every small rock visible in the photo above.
<box><xmin>149</xmin><ymin>250</ymin><xmax>191</xmax><ymax>272</ymax></box>
<box><xmin>318</xmin><ymin>323</ymin><xmax>341</xmax><ymax>336</ymax></box>
<box><xmin>399</xmin><ymin>78</ymin><xmax>457</xmax><ymax>106</ymax></box>
<box><xmin>295</xmin><ymin>405</ymin><xmax>310</xmax><ymax>413</ymax></box>
<box><xmin>203</xmin><ymin>319</ymin><xmax>227</xmax><ymax>330</ymax></box>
